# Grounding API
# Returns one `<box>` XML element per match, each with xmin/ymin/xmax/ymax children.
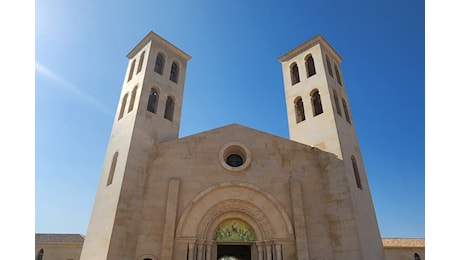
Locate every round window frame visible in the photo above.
<box><xmin>219</xmin><ymin>141</ymin><xmax>251</xmax><ymax>172</ymax></box>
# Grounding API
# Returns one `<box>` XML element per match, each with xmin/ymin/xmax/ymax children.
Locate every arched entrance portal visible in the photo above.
<box><xmin>175</xmin><ymin>182</ymin><xmax>295</xmax><ymax>260</ymax></box>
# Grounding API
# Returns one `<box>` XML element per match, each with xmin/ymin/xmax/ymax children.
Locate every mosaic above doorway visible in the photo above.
<box><xmin>214</xmin><ymin>219</ymin><xmax>256</xmax><ymax>242</ymax></box>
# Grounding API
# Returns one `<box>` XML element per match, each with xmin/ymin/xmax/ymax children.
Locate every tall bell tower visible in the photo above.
<box><xmin>278</xmin><ymin>35</ymin><xmax>385</xmax><ymax>259</ymax></box>
<box><xmin>80</xmin><ymin>31</ymin><xmax>191</xmax><ymax>260</ymax></box>
<box><xmin>279</xmin><ymin>34</ymin><xmax>356</xmax><ymax>160</ymax></box>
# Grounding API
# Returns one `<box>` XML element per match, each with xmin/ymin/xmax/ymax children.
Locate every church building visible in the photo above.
<box><xmin>79</xmin><ymin>31</ymin><xmax>386</xmax><ymax>260</ymax></box>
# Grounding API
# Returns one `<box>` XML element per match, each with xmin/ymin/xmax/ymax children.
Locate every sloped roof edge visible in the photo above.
<box><xmin>36</xmin><ymin>233</ymin><xmax>85</xmax><ymax>243</ymax></box>
<box><xmin>173</xmin><ymin>123</ymin><xmax>307</xmax><ymax>148</ymax></box>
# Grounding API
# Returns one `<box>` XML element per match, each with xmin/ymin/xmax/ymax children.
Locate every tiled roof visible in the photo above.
<box><xmin>382</xmin><ymin>238</ymin><xmax>425</xmax><ymax>248</ymax></box>
<box><xmin>36</xmin><ymin>233</ymin><xmax>85</xmax><ymax>243</ymax></box>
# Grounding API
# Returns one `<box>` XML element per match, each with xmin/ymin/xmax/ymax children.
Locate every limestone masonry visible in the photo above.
<box><xmin>37</xmin><ymin>31</ymin><xmax>424</xmax><ymax>260</ymax></box>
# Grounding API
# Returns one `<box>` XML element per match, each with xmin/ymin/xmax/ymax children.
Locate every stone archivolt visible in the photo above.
<box><xmin>175</xmin><ymin>182</ymin><xmax>294</xmax><ymax>242</ymax></box>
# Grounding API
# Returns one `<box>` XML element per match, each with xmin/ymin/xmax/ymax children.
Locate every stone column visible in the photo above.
<box><xmin>275</xmin><ymin>244</ymin><xmax>282</xmax><ymax>260</ymax></box>
<box><xmin>256</xmin><ymin>242</ymin><xmax>264</xmax><ymax>260</ymax></box>
<box><xmin>265</xmin><ymin>243</ymin><xmax>273</xmax><ymax>260</ymax></box>
<box><xmin>187</xmin><ymin>243</ymin><xmax>196</xmax><ymax>260</ymax></box>
<box><xmin>205</xmin><ymin>242</ymin><xmax>213</xmax><ymax>260</ymax></box>
<box><xmin>196</xmin><ymin>242</ymin><xmax>204</xmax><ymax>260</ymax></box>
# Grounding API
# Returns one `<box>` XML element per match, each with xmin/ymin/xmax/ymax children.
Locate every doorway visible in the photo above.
<box><xmin>217</xmin><ymin>244</ymin><xmax>251</xmax><ymax>260</ymax></box>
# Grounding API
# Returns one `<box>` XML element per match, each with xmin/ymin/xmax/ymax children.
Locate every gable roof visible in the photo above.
<box><xmin>163</xmin><ymin>123</ymin><xmax>325</xmax><ymax>158</ymax></box>
<box><xmin>176</xmin><ymin>123</ymin><xmax>303</xmax><ymax>147</ymax></box>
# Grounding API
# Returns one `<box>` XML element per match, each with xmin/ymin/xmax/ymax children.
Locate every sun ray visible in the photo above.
<box><xmin>35</xmin><ymin>61</ymin><xmax>112</xmax><ymax>116</ymax></box>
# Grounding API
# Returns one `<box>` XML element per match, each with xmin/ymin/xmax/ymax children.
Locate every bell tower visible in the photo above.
<box><xmin>80</xmin><ymin>31</ymin><xmax>191</xmax><ymax>260</ymax></box>
<box><xmin>278</xmin><ymin>34</ymin><xmax>356</xmax><ymax>160</ymax></box>
<box><xmin>279</xmin><ymin>35</ymin><xmax>385</xmax><ymax>259</ymax></box>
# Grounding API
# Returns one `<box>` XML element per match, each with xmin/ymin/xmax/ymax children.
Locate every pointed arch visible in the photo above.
<box><xmin>154</xmin><ymin>53</ymin><xmax>164</xmax><ymax>75</ymax></box>
<box><xmin>290</xmin><ymin>62</ymin><xmax>300</xmax><ymax>85</ymax></box>
<box><xmin>414</xmin><ymin>253</ymin><xmax>421</xmax><ymax>260</ymax></box>
<box><xmin>128</xmin><ymin>86</ymin><xmax>138</xmax><ymax>113</ymax></box>
<box><xmin>169</xmin><ymin>61</ymin><xmax>179</xmax><ymax>83</ymax></box>
<box><xmin>164</xmin><ymin>96</ymin><xmax>175</xmax><ymax>121</ymax></box>
<box><xmin>310</xmin><ymin>89</ymin><xmax>323</xmax><ymax>116</ymax></box>
<box><xmin>305</xmin><ymin>54</ymin><xmax>316</xmax><ymax>77</ymax></box>
<box><xmin>294</xmin><ymin>97</ymin><xmax>306</xmax><ymax>123</ymax></box>
<box><xmin>351</xmin><ymin>156</ymin><xmax>363</xmax><ymax>189</ymax></box>
<box><xmin>118</xmin><ymin>93</ymin><xmax>128</xmax><ymax>120</ymax></box>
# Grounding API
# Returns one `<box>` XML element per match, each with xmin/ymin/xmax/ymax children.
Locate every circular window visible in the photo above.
<box><xmin>219</xmin><ymin>142</ymin><xmax>251</xmax><ymax>171</ymax></box>
<box><xmin>226</xmin><ymin>154</ymin><xmax>244</xmax><ymax>167</ymax></box>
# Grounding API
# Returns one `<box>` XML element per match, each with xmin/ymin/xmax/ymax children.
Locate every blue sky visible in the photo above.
<box><xmin>32</xmin><ymin>0</ymin><xmax>427</xmax><ymax>241</ymax></box>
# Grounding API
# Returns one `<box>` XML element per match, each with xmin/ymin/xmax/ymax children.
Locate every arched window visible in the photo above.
<box><xmin>107</xmin><ymin>152</ymin><xmax>118</xmax><ymax>186</ymax></box>
<box><xmin>137</xmin><ymin>51</ymin><xmax>145</xmax><ymax>74</ymax></box>
<box><xmin>127</xmin><ymin>59</ymin><xmax>136</xmax><ymax>82</ymax></box>
<box><xmin>305</xmin><ymin>55</ymin><xmax>316</xmax><ymax>77</ymax></box>
<box><xmin>36</xmin><ymin>248</ymin><xmax>44</xmax><ymax>260</ymax></box>
<box><xmin>118</xmin><ymin>93</ymin><xmax>128</xmax><ymax>120</ymax></box>
<box><xmin>342</xmin><ymin>98</ymin><xmax>351</xmax><ymax>123</ymax></box>
<box><xmin>333</xmin><ymin>91</ymin><xmax>342</xmax><ymax>116</ymax></box>
<box><xmin>351</xmin><ymin>156</ymin><xmax>363</xmax><ymax>189</ymax></box>
<box><xmin>128</xmin><ymin>86</ymin><xmax>138</xmax><ymax>113</ymax></box>
<box><xmin>169</xmin><ymin>62</ymin><xmax>179</xmax><ymax>83</ymax></box>
<box><xmin>311</xmin><ymin>90</ymin><xmax>323</xmax><ymax>116</ymax></box>
<box><xmin>334</xmin><ymin>63</ymin><xmax>342</xmax><ymax>85</ymax></box>
<box><xmin>164</xmin><ymin>96</ymin><xmax>174</xmax><ymax>121</ymax></box>
<box><xmin>290</xmin><ymin>63</ymin><xmax>300</xmax><ymax>85</ymax></box>
<box><xmin>154</xmin><ymin>53</ymin><xmax>164</xmax><ymax>75</ymax></box>
<box><xmin>147</xmin><ymin>88</ymin><xmax>158</xmax><ymax>114</ymax></box>
<box><xmin>295</xmin><ymin>97</ymin><xmax>306</xmax><ymax>123</ymax></box>
<box><xmin>414</xmin><ymin>253</ymin><xmax>421</xmax><ymax>260</ymax></box>
<box><xmin>326</xmin><ymin>55</ymin><xmax>333</xmax><ymax>77</ymax></box>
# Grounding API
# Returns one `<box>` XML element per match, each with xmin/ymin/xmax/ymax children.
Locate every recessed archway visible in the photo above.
<box><xmin>175</xmin><ymin>182</ymin><xmax>295</xmax><ymax>259</ymax></box>
<box><xmin>176</xmin><ymin>182</ymin><xmax>293</xmax><ymax>241</ymax></box>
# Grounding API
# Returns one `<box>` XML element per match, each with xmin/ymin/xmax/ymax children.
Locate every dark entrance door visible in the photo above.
<box><xmin>217</xmin><ymin>244</ymin><xmax>251</xmax><ymax>260</ymax></box>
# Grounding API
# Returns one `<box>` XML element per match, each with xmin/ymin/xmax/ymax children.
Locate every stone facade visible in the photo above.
<box><xmin>74</xmin><ymin>31</ymin><xmax>399</xmax><ymax>259</ymax></box>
